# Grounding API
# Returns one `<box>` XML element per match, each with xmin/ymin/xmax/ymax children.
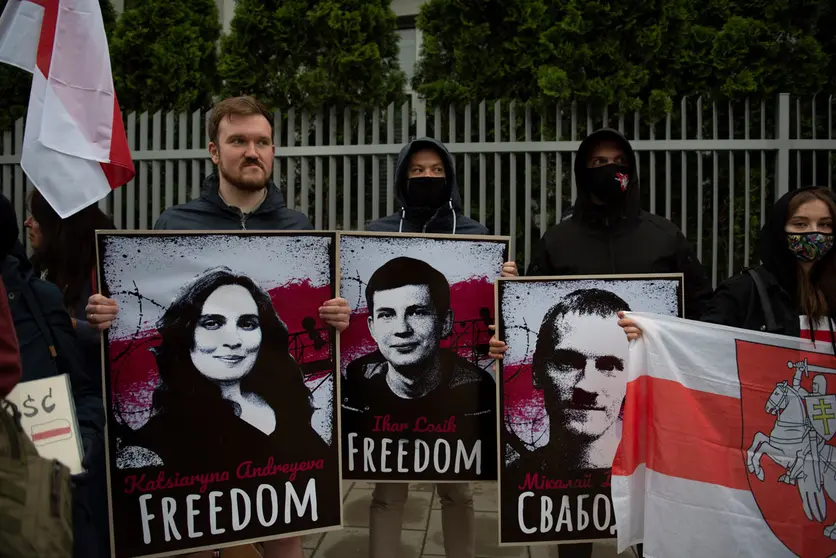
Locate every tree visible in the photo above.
<box><xmin>219</xmin><ymin>0</ymin><xmax>406</xmax><ymax>111</ymax></box>
<box><xmin>413</xmin><ymin>0</ymin><xmax>832</xmax><ymax>114</ymax></box>
<box><xmin>100</xmin><ymin>0</ymin><xmax>117</xmax><ymax>37</ymax></box>
<box><xmin>412</xmin><ymin>0</ymin><xmax>834</xmax><ymax>269</ymax></box>
<box><xmin>109</xmin><ymin>0</ymin><xmax>221</xmax><ymax>113</ymax></box>
<box><xmin>0</xmin><ymin>0</ymin><xmax>118</xmax><ymax>129</ymax></box>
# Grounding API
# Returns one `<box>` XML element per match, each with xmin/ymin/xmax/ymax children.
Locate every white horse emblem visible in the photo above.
<box><xmin>746</xmin><ymin>359</ymin><xmax>836</xmax><ymax>539</ymax></box>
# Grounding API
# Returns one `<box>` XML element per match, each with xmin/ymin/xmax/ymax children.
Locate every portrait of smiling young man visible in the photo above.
<box><xmin>343</xmin><ymin>256</ymin><xmax>495</xmax><ymax>416</ymax></box>
<box><xmin>340</xmin><ymin>255</ymin><xmax>498</xmax><ymax>558</ymax></box>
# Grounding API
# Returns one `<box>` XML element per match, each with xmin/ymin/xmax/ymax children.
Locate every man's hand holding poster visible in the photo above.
<box><xmin>98</xmin><ymin>232</ymin><xmax>341</xmax><ymax>558</ymax></box>
<box><xmin>495</xmin><ymin>275</ymin><xmax>683</xmax><ymax>545</ymax></box>
<box><xmin>339</xmin><ymin>232</ymin><xmax>509</xmax><ymax>482</ymax></box>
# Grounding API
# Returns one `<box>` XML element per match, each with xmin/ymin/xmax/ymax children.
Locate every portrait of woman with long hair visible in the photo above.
<box><xmin>119</xmin><ymin>266</ymin><xmax>329</xmax><ymax>472</ymax></box>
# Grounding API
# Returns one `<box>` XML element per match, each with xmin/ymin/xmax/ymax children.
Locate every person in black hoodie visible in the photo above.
<box><xmin>84</xmin><ymin>96</ymin><xmax>349</xmax><ymax>558</ymax></box>
<box><xmin>367</xmin><ymin>137</ymin><xmax>494</xmax><ymax>235</ymax></box>
<box><xmin>527</xmin><ymin>127</ymin><xmax>712</xmax><ymax>320</ymax></box>
<box><xmin>490</xmin><ymin>128</ymin><xmax>709</xmax><ymax>558</ymax></box>
<box><xmin>620</xmin><ymin>186</ymin><xmax>836</xmax><ymax>348</ymax></box>
<box><xmin>363</xmin><ymin>138</ymin><xmax>516</xmax><ymax>558</ymax></box>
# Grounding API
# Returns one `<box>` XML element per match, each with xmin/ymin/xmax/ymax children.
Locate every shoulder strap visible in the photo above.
<box><xmin>19</xmin><ymin>280</ymin><xmax>58</xmax><ymax>359</ymax></box>
<box><xmin>747</xmin><ymin>268</ymin><xmax>779</xmax><ymax>333</ymax></box>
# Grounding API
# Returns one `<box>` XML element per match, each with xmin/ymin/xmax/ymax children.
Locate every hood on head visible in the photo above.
<box><xmin>758</xmin><ymin>187</ymin><xmax>836</xmax><ymax>289</ymax></box>
<box><xmin>0</xmin><ymin>194</ymin><xmax>19</xmax><ymax>260</ymax></box>
<box><xmin>573</xmin><ymin>128</ymin><xmax>640</xmax><ymax>217</ymax></box>
<box><xmin>395</xmin><ymin>138</ymin><xmax>462</xmax><ymax>212</ymax></box>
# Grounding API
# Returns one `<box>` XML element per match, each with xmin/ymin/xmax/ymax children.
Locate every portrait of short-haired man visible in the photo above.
<box><xmin>507</xmin><ymin>288</ymin><xmax>631</xmax><ymax>475</ymax></box>
<box><xmin>341</xmin><ymin>256</ymin><xmax>496</xmax><ymax>450</ymax></box>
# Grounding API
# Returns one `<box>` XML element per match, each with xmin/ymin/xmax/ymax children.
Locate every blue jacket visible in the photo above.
<box><xmin>366</xmin><ymin>138</ymin><xmax>489</xmax><ymax>234</ymax></box>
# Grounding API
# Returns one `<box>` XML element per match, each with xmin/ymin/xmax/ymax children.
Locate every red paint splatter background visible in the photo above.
<box><xmin>107</xmin><ymin>280</ymin><xmax>333</xmax><ymax>427</ymax></box>
<box><xmin>339</xmin><ymin>277</ymin><xmax>496</xmax><ymax>374</ymax></box>
<box><xmin>502</xmin><ymin>360</ymin><xmax>549</xmax><ymax>448</ymax></box>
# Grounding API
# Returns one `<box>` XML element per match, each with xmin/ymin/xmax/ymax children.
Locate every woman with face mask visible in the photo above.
<box><xmin>620</xmin><ymin>186</ymin><xmax>836</xmax><ymax>349</ymax></box>
<box><xmin>121</xmin><ymin>267</ymin><xmax>328</xmax><ymax>470</ymax></box>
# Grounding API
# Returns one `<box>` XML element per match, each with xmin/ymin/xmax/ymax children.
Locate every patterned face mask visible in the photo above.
<box><xmin>786</xmin><ymin>232</ymin><xmax>834</xmax><ymax>262</ymax></box>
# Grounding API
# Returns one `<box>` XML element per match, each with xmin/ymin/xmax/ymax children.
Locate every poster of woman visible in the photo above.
<box><xmin>339</xmin><ymin>232</ymin><xmax>509</xmax><ymax>482</ymax></box>
<box><xmin>98</xmin><ymin>232</ymin><xmax>341</xmax><ymax>558</ymax></box>
<box><xmin>496</xmin><ymin>274</ymin><xmax>683</xmax><ymax>546</ymax></box>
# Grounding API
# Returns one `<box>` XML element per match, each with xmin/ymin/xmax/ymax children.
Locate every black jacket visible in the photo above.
<box><xmin>341</xmin><ymin>348</ymin><xmax>497</xmax><ymax>477</ymax></box>
<box><xmin>366</xmin><ymin>138</ymin><xmax>489</xmax><ymax>234</ymax></box>
<box><xmin>701</xmin><ymin>187</ymin><xmax>836</xmax><ymax>347</ymax></box>
<box><xmin>527</xmin><ymin>128</ymin><xmax>713</xmax><ymax>320</ymax></box>
<box><xmin>700</xmin><ymin>265</ymin><xmax>800</xmax><ymax>335</ymax></box>
<box><xmin>154</xmin><ymin>173</ymin><xmax>313</xmax><ymax>231</ymax></box>
<box><xmin>342</xmin><ymin>348</ymin><xmax>496</xmax><ymax>420</ymax></box>
<box><xmin>1</xmin><ymin>243</ymin><xmax>104</xmax><ymax>448</ymax></box>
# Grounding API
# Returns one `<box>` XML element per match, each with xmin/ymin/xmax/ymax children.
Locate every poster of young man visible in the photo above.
<box><xmin>496</xmin><ymin>275</ymin><xmax>683</xmax><ymax>546</ymax></box>
<box><xmin>339</xmin><ymin>232</ymin><xmax>509</xmax><ymax>482</ymax></box>
<box><xmin>97</xmin><ymin>232</ymin><xmax>341</xmax><ymax>558</ymax></box>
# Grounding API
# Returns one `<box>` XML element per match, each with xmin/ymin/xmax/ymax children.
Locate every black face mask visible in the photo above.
<box><xmin>405</xmin><ymin>176</ymin><xmax>449</xmax><ymax>210</ymax></box>
<box><xmin>582</xmin><ymin>164</ymin><xmax>631</xmax><ymax>206</ymax></box>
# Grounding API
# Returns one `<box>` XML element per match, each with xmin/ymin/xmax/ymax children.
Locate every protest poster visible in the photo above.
<box><xmin>496</xmin><ymin>274</ymin><xmax>683</xmax><ymax>545</ymax></box>
<box><xmin>339</xmin><ymin>232</ymin><xmax>509</xmax><ymax>482</ymax></box>
<box><xmin>6</xmin><ymin>374</ymin><xmax>84</xmax><ymax>474</ymax></box>
<box><xmin>612</xmin><ymin>312</ymin><xmax>836</xmax><ymax>558</ymax></box>
<box><xmin>97</xmin><ymin>231</ymin><xmax>341</xmax><ymax>558</ymax></box>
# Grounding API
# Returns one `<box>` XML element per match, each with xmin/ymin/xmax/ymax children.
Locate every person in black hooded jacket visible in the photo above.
<box><xmin>367</xmin><ymin>137</ymin><xmax>491</xmax><ymax>235</ymax></box>
<box><xmin>620</xmin><ymin>186</ymin><xmax>836</xmax><ymax>349</ymax></box>
<box><xmin>527</xmin><ymin>128</ymin><xmax>713</xmax><ymax>320</ymax></box>
<box><xmin>490</xmin><ymin>128</ymin><xmax>710</xmax><ymax>558</ymax></box>
<box><xmin>363</xmin><ymin>138</ymin><xmax>516</xmax><ymax>558</ymax></box>
<box><xmin>700</xmin><ymin>186</ymin><xmax>836</xmax><ymax>341</ymax></box>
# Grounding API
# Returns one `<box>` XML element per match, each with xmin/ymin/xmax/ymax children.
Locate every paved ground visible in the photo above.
<box><xmin>301</xmin><ymin>482</ymin><xmax>635</xmax><ymax>558</ymax></box>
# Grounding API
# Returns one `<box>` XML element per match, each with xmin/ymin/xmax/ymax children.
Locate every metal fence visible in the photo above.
<box><xmin>0</xmin><ymin>93</ymin><xmax>834</xmax><ymax>287</ymax></box>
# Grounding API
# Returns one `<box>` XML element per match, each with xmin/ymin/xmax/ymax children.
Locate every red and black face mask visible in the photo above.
<box><xmin>581</xmin><ymin>164</ymin><xmax>630</xmax><ymax>206</ymax></box>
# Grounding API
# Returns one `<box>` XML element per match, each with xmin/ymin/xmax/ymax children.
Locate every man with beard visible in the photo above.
<box><xmin>516</xmin><ymin>288</ymin><xmax>630</xmax><ymax>472</ymax></box>
<box><xmin>490</xmin><ymin>128</ymin><xmax>707</xmax><ymax>556</ymax></box>
<box><xmin>153</xmin><ymin>96</ymin><xmax>311</xmax><ymax>231</ymax></box>
<box><xmin>85</xmin><ymin>96</ymin><xmax>348</xmax><ymax>558</ymax></box>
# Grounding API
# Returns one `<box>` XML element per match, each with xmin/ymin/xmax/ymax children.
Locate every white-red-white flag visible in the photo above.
<box><xmin>612</xmin><ymin>313</ymin><xmax>836</xmax><ymax>558</ymax></box>
<box><xmin>0</xmin><ymin>0</ymin><xmax>134</xmax><ymax>218</ymax></box>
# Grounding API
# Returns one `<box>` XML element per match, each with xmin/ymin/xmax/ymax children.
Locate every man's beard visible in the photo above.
<box><xmin>219</xmin><ymin>158</ymin><xmax>271</xmax><ymax>192</ymax></box>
